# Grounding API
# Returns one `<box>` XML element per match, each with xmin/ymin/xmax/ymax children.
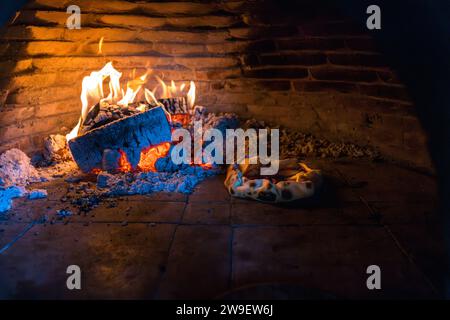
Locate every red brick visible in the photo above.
<box><xmin>345</xmin><ymin>38</ymin><xmax>379</xmax><ymax>52</ymax></box>
<box><xmin>277</xmin><ymin>38</ymin><xmax>346</xmax><ymax>51</ymax></box>
<box><xmin>244</xmin><ymin>67</ymin><xmax>308</xmax><ymax>79</ymax></box>
<box><xmin>358</xmin><ymin>84</ymin><xmax>411</xmax><ymax>102</ymax></box>
<box><xmin>229</xmin><ymin>26</ymin><xmax>299</xmax><ymax>39</ymax></box>
<box><xmin>207</xmin><ymin>40</ymin><xmax>276</xmax><ymax>54</ymax></box>
<box><xmin>27</xmin><ymin>0</ymin><xmax>239</xmax><ymax>16</ymax></box>
<box><xmin>328</xmin><ymin>53</ymin><xmax>387</xmax><ymax>68</ymax></box>
<box><xmin>377</xmin><ymin>70</ymin><xmax>403</xmax><ymax>84</ymax></box>
<box><xmin>211</xmin><ymin>79</ymin><xmax>291</xmax><ymax>91</ymax></box>
<box><xmin>294</xmin><ymin>80</ymin><xmax>358</xmax><ymax>94</ymax></box>
<box><xmin>310</xmin><ymin>67</ymin><xmax>378</xmax><ymax>82</ymax></box>
<box><xmin>301</xmin><ymin>21</ymin><xmax>366</xmax><ymax>37</ymax></box>
<box><xmin>256</xmin><ymin>53</ymin><xmax>327</xmax><ymax>66</ymax></box>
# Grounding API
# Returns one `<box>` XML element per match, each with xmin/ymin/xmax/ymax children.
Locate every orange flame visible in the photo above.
<box><xmin>66</xmin><ymin>38</ymin><xmax>197</xmax><ymax>145</ymax></box>
<box><xmin>170</xmin><ymin>114</ymin><xmax>191</xmax><ymax>127</ymax></box>
<box><xmin>187</xmin><ymin>81</ymin><xmax>196</xmax><ymax>110</ymax></box>
<box><xmin>97</xmin><ymin>36</ymin><xmax>104</xmax><ymax>54</ymax></box>
<box><xmin>153</xmin><ymin>77</ymin><xmax>196</xmax><ymax>109</ymax></box>
<box><xmin>138</xmin><ymin>142</ymin><xmax>171</xmax><ymax>172</ymax></box>
<box><xmin>113</xmin><ymin>143</ymin><xmax>171</xmax><ymax>173</ymax></box>
<box><xmin>118</xmin><ymin>150</ymin><xmax>132</xmax><ymax>173</ymax></box>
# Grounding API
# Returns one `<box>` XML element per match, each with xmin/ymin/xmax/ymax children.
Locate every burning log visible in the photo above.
<box><xmin>79</xmin><ymin>102</ymin><xmax>148</xmax><ymax>135</ymax></box>
<box><xmin>68</xmin><ymin>106</ymin><xmax>172</xmax><ymax>173</ymax></box>
<box><xmin>159</xmin><ymin>97</ymin><xmax>187</xmax><ymax>114</ymax></box>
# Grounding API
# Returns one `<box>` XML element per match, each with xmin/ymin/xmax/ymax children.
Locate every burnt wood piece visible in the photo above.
<box><xmin>68</xmin><ymin>106</ymin><xmax>172</xmax><ymax>173</ymax></box>
<box><xmin>159</xmin><ymin>97</ymin><xmax>187</xmax><ymax>114</ymax></box>
<box><xmin>79</xmin><ymin>103</ymin><xmax>145</xmax><ymax>135</ymax></box>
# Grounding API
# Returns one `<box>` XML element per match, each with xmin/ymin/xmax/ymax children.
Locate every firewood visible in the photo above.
<box><xmin>159</xmin><ymin>97</ymin><xmax>187</xmax><ymax>114</ymax></box>
<box><xmin>68</xmin><ymin>106</ymin><xmax>172</xmax><ymax>173</ymax></box>
<box><xmin>79</xmin><ymin>102</ymin><xmax>147</xmax><ymax>135</ymax></box>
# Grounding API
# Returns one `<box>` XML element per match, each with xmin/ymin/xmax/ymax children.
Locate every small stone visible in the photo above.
<box><xmin>97</xmin><ymin>172</ymin><xmax>115</xmax><ymax>188</ymax></box>
<box><xmin>56</xmin><ymin>209</ymin><xmax>72</xmax><ymax>218</ymax></box>
<box><xmin>65</xmin><ymin>176</ymin><xmax>82</xmax><ymax>183</ymax></box>
<box><xmin>28</xmin><ymin>189</ymin><xmax>47</xmax><ymax>200</ymax></box>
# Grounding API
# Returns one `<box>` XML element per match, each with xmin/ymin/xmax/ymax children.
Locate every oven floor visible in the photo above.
<box><xmin>0</xmin><ymin>159</ymin><xmax>445</xmax><ymax>299</ymax></box>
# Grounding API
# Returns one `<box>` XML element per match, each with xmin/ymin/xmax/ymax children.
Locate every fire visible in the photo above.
<box><xmin>187</xmin><ymin>81</ymin><xmax>196</xmax><ymax>110</ymax></box>
<box><xmin>117</xmin><ymin>71</ymin><xmax>150</xmax><ymax>107</ymax></box>
<box><xmin>170</xmin><ymin>114</ymin><xmax>191</xmax><ymax>127</ymax></box>
<box><xmin>66</xmin><ymin>61</ymin><xmax>143</xmax><ymax>141</ymax></box>
<box><xmin>67</xmin><ymin>37</ymin><xmax>201</xmax><ymax>174</ymax></box>
<box><xmin>138</xmin><ymin>142</ymin><xmax>171</xmax><ymax>172</ymax></box>
<box><xmin>113</xmin><ymin>143</ymin><xmax>171</xmax><ymax>173</ymax></box>
<box><xmin>154</xmin><ymin>77</ymin><xmax>196</xmax><ymax>109</ymax></box>
<box><xmin>66</xmin><ymin>62</ymin><xmax>196</xmax><ymax>142</ymax></box>
<box><xmin>97</xmin><ymin>36</ymin><xmax>104</xmax><ymax>54</ymax></box>
<box><xmin>117</xmin><ymin>150</ymin><xmax>132</xmax><ymax>173</ymax></box>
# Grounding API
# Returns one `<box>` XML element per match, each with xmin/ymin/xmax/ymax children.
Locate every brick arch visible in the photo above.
<box><xmin>0</xmin><ymin>0</ymin><xmax>431</xmax><ymax>168</ymax></box>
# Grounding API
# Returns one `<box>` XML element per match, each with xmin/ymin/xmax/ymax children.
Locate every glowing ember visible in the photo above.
<box><xmin>118</xmin><ymin>150</ymin><xmax>132</xmax><ymax>173</ymax></box>
<box><xmin>138</xmin><ymin>142</ymin><xmax>171</xmax><ymax>172</ymax></box>
<box><xmin>113</xmin><ymin>143</ymin><xmax>171</xmax><ymax>173</ymax></box>
<box><xmin>170</xmin><ymin>114</ymin><xmax>191</xmax><ymax>127</ymax></box>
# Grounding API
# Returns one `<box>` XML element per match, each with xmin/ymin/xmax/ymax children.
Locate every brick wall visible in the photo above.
<box><xmin>0</xmin><ymin>0</ymin><xmax>432</xmax><ymax>168</ymax></box>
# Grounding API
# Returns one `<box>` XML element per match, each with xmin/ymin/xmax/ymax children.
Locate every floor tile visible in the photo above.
<box><xmin>232</xmin><ymin>225</ymin><xmax>436</xmax><ymax>299</ymax></box>
<box><xmin>183</xmin><ymin>202</ymin><xmax>230</xmax><ymax>225</ymax></box>
<box><xmin>189</xmin><ymin>175</ymin><xmax>230</xmax><ymax>203</ymax></box>
<box><xmin>158</xmin><ymin>225</ymin><xmax>231</xmax><ymax>299</ymax></box>
<box><xmin>0</xmin><ymin>223</ymin><xmax>176</xmax><ymax>299</ymax></box>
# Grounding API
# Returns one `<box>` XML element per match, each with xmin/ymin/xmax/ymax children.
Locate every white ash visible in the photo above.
<box><xmin>0</xmin><ymin>148</ymin><xmax>43</xmax><ymax>187</ymax></box>
<box><xmin>28</xmin><ymin>189</ymin><xmax>48</xmax><ymax>200</ymax></box>
<box><xmin>0</xmin><ymin>185</ymin><xmax>26</xmax><ymax>213</ymax></box>
<box><xmin>0</xmin><ymin>149</ymin><xmax>47</xmax><ymax>213</ymax></box>
<box><xmin>97</xmin><ymin>166</ymin><xmax>220</xmax><ymax>196</ymax></box>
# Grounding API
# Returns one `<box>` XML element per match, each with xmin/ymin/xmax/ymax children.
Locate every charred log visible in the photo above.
<box><xmin>159</xmin><ymin>97</ymin><xmax>187</xmax><ymax>114</ymax></box>
<box><xmin>68</xmin><ymin>106</ymin><xmax>172</xmax><ymax>173</ymax></box>
<box><xmin>79</xmin><ymin>102</ymin><xmax>153</xmax><ymax>135</ymax></box>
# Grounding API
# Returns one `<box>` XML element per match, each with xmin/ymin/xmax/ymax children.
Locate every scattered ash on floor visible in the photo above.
<box><xmin>3</xmin><ymin>110</ymin><xmax>380</xmax><ymax>215</ymax></box>
<box><xmin>53</xmin><ymin>166</ymin><xmax>221</xmax><ymax>214</ymax></box>
<box><xmin>280</xmin><ymin>129</ymin><xmax>379</xmax><ymax>159</ymax></box>
<box><xmin>96</xmin><ymin>166</ymin><xmax>220</xmax><ymax>196</ymax></box>
<box><xmin>243</xmin><ymin>119</ymin><xmax>380</xmax><ymax>160</ymax></box>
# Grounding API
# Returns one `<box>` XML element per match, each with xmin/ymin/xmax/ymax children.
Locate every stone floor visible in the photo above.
<box><xmin>0</xmin><ymin>159</ymin><xmax>446</xmax><ymax>299</ymax></box>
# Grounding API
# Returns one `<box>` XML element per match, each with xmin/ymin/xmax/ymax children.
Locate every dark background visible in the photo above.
<box><xmin>0</xmin><ymin>0</ymin><xmax>27</xmax><ymax>27</ymax></box>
